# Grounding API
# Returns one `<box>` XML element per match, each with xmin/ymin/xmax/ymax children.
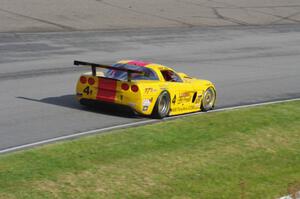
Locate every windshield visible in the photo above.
<box><xmin>104</xmin><ymin>63</ymin><xmax>159</xmax><ymax>81</ymax></box>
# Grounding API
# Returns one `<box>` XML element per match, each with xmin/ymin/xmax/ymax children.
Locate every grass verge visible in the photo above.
<box><xmin>0</xmin><ymin>101</ymin><xmax>300</xmax><ymax>199</ymax></box>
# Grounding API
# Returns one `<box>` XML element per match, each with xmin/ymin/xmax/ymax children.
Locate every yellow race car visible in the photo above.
<box><xmin>74</xmin><ymin>60</ymin><xmax>216</xmax><ymax>119</ymax></box>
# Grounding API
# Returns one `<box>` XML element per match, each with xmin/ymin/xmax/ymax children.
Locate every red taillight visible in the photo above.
<box><xmin>80</xmin><ymin>76</ymin><xmax>87</xmax><ymax>84</ymax></box>
<box><xmin>131</xmin><ymin>85</ymin><xmax>139</xmax><ymax>92</ymax></box>
<box><xmin>121</xmin><ymin>83</ymin><xmax>129</xmax><ymax>91</ymax></box>
<box><xmin>88</xmin><ymin>77</ymin><xmax>95</xmax><ymax>85</ymax></box>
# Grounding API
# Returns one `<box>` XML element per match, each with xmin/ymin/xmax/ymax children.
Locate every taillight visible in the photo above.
<box><xmin>121</xmin><ymin>83</ymin><xmax>129</xmax><ymax>91</ymax></box>
<box><xmin>80</xmin><ymin>76</ymin><xmax>87</xmax><ymax>84</ymax></box>
<box><xmin>88</xmin><ymin>77</ymin><xmax>95</xmax><ymax>85</ymax></box>
<box><xmin>131</xmin><ymin>85</ymin><xmax>139</xmax><ymax>92</ymax></box>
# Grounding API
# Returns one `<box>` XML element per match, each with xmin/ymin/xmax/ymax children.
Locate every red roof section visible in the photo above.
<box><xmin>127</xmin><ymin>60</ymin><xmax>151</xmax><ymax>67</ymax></box>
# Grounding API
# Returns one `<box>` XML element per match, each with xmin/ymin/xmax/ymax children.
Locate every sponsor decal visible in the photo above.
<box><xmin>179</xmin><ymin>92</ymin><xmax>190</xmax><ymax>98</ymax></box>
<box><xmin>178</xmin><ymin>92</ymin><xmax>192</xmax><ymax>103</ymax></box>
<box><xmin>160</xmin><ymin>84</ymin><xmax>169</xmax><ymax>90</ymax></box>
<box><xmin>171</xmin><ymin>105</ymin><xmax>199</xmax><ymax>112</ymax></box>
<box><xmin>142</xmin><ymin>99</ymin><xmax>151</xmax><ymax>106</ymax></box>
<box><xmin>144</xmin><ymin>88</ymin><xmax>157</xmax><ymax>94</ymax></box>
<box><xmin>194</xmin><ymin>95</ymin><xmax>202</xmax><ymax>104</ymax></box>
<box><xmin>142</xmin><ymin>98</ymin><xmax>153</xmax><ymax>112</ymax></box>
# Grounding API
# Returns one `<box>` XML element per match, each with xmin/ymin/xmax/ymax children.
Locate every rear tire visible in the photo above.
<box><xmin>152</xmin><ymin>91</ymin><xmax>170</xmax><ymax>119</ymax></box>
<box><xmin>201</xmin><ymin>87</ymin><xmax>216</xmax><ymax>111</ymax></box>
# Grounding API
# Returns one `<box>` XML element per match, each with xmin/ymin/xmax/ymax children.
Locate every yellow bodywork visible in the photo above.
<box><xmin>76</xmin><ymin>60</ymin><xmax>216</xmax><ymax>116</ymax></box>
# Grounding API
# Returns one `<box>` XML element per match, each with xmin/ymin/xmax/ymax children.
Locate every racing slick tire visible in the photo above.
<box><xmin>201</xmin><ymin>87</ymin><xmax>216</xmax><ymax>112</ymax></box>
<box><xmin>152</xmin><ymin>91</ymin><xmax>171</xmax><ymax>119</ymax></box>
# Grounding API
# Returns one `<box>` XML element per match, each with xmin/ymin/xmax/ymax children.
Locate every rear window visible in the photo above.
<box><xmin>104</xmin><ymin>63</ymin><xmax>159</xmax><ymax>81</ymax></box>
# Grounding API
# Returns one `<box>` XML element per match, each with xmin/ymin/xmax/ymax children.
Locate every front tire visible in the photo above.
<box><xmin>152</xmin><ymin>91</ymin><xmax>170</xmax><ymax>119</ymax></box>
<box><xmin>201</xmin><ymin>87</ymin><xmax>216</xmax><ymax>111</ymax></box>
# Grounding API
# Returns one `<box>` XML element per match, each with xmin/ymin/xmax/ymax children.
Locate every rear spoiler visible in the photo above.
<box><xmin>74</xmin><ymin>60</ymin><xmax>144</xmax><ymax>82</ymax></box>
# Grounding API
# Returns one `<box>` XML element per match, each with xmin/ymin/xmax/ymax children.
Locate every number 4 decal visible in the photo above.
<box><xmin>83</xmin><ymin>86</ymin><xmax>92</xmax><ymax>95</ymax></box>
<box><xmin>172</xmin><ymin>95</ymin><xmax>176</xmax><ymax>104</ymax></box>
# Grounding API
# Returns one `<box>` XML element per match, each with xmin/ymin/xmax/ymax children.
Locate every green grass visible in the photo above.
<box><xmin>0</xmin><ymin>101</ymin><xmax>300</xmax><ymax>199</ymax></box>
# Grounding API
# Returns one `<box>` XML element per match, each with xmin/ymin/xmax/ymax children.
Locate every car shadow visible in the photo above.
<box><xmin>17</xmin><ymin>94</ymin><xmax>141</xmax><ymax>119</ymax></box>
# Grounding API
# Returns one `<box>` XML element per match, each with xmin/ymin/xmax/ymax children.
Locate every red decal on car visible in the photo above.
<box><xmin>127</xmin><ymin>60</ymin><xmax>151</xmax><ymax>67</ymax></box>
<box><xmin>97</xmin><ymin>78</ymin><xmax>117</xmax><ymax>103</ymax></box>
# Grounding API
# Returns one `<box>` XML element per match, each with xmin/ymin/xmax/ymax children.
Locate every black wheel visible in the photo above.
<box><xmin>201</xmin><ymin>87</ymin><xmax>216</xmax><ymax>111</ymax></box>
<box><xmin>152</xmin><ymin>91</ymin><xmax>171</xmax><ymax>119</ymax></box>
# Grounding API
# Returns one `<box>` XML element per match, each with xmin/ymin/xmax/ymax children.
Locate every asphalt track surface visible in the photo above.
<box><xmin>0</xmin><ymin>25</ymin><xmax>300</xmax><ymax>151</ymax></box>
<box><xmin>2</xmin><ymin>0</ymin><xmax>300</xmax><ymax>33</ymax></box>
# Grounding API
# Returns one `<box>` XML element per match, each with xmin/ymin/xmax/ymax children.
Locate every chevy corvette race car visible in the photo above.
<box><xmin>74</xmin><ymin>60</ymin><xmax>216</xmax><ymax>118</ymax></box>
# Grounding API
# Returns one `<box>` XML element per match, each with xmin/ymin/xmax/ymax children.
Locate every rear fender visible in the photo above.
<box><xmin>129</xmin><ymin>82</ymin><xmax>162</xmax><ymax>115</ymax></box>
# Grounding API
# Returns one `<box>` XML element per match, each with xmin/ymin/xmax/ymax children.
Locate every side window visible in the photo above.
<box><xmin>131</xmin><ymin>69</ymin><xmax>159</xmax><ymax>80</ymax></box>
<box><xmin>104</xmin><ymin>64</ymin><xmax>159</xmax><ymax>81</ymax></box>
<box><xmin>161</xmin><ymin>70</ymin><xmax>183</xmax><ymax>82</ymax></box>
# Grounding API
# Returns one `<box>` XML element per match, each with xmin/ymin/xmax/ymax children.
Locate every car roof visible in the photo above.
<box><xmin>116</xmin><ymin>60</ymin><xmax>173</xmax><ymax>71</ymax></box>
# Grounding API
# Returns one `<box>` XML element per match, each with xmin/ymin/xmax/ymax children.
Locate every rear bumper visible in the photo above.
<box><xmin>76</xmin><ymin>88</ymin><xmax>153</xmax><ymax>116</ymax></box>
<box><xmin>79</xmin><ymin>98</ymin><xmax>135</xmax><ymax>114</ymax></box>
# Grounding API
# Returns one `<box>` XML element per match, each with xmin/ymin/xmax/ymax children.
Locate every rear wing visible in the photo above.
<box><xmin>74</xmin><ymin>60</ymin><xmax>144</xmax><ymax>82</ymax></box>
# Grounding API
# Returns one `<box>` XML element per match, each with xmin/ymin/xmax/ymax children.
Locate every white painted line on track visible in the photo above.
<box><xmin>165</xmin><ymin>97</ymin><xmax>300</xmax><ymax>120</ymax></box>
<box><xmin>279</xmin><ymin>191</ymin><xmax>300</xmax><ymax>199</ymax></box>
<box><xmin>0</xmin><ymin>119</ymin><xmax>158</xmax><ymax>154</ymax></box>
<box><xmin>1</xmin><ymin>97</ymin><xmax>299</xmax><ymax>154</ymax></box>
